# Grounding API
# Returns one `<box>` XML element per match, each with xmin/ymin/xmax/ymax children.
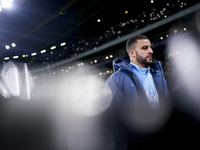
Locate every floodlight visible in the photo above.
<box><xmin>60</xmin><ymin>42</ymin><xmax>66</xmax><ymax>46</ymax></box>
<box><xmin>1</xmin><ymin>0</ymin><xmax>13</xmax><ymax>8</ymax></box>
<box><xmin>13</xmin><ymin>56</ymin><xmax>19</xmax><ymax>59</ymax></box>
<box><xmin>5</xmin><ymin>45</ymin><xmax>10</xmax><ymax>49</ymax></box>
<box><xmin>41</xmin><ymin>49</ymin><xmax>46</xmax><ymax>53</ymax></box>
<box><xmin>50</xmin><ymin>46</ymin><xmax>56</xmax><ymax>50</ymax></box>
<box><xmin>11</xmin><ymin>43</ymin><xmax>16</xmax><ymax>47</ymax></box>
<box><xmin>4</xmin><ymin>57</ymin><xmax>9</xmax><ymax>60</ymax></box>
<box><xmin>31</xmin><ymin>53</ymin><xmax>37</xmax><ymax>56</ymax></box>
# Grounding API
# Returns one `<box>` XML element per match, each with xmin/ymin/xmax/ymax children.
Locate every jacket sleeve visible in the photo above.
<box><xmin>162</xmin><ymin>73</ymin><xmax>170</xmax><ymax>100</ymax></box>
<box><xmin>158</xmin><ymin>61</ymin><xmax>171</xmax><ymax>101</ymax></box>
<box><xmin>104</xmin><ymin>74</ymin><xmax>125</xmax><ymax>107</ymax></box>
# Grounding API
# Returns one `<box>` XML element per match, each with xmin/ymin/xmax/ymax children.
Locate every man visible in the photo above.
<box><xmin>105</xmin><ymin>34</ymin><xmax>170</xmax><ymax>108</ymax></box>
<box><xmin>104</xmin><ymin>35</ymin><xmax>170</xmax><ymax>149</ymax></box>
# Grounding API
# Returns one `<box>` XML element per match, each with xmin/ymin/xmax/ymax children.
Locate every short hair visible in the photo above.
<box><xmin>126</xmin><ymin>35</ymin><xmax>149</xmax><ymax>53</ymax></box>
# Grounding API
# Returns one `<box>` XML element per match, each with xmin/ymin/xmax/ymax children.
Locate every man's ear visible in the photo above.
<box><xmin>129</xmin><ymin>50</ymin><xmax>136</xmax><ymax>58</ymax></box>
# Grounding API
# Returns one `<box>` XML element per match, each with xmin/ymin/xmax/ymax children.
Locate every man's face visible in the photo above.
<box><xmin>134</xmin><ymin>39</ymin><xmax>153</xmax><ymax>68</ymax></box>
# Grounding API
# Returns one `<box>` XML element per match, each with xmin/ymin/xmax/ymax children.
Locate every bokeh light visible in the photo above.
<box><xmin>0</xmin><ymin>61</ymin><xmax>34</xmax><ymax>99</ymax></box>
<box><xmin>167</xmin><ymin>32</ymin><xmax>200</xmax><ymax>121</ymax></box>
<box><xmin>71</xmin><ymin>75</ymin><xmax>112</xmax><ymax>117</ymax></box>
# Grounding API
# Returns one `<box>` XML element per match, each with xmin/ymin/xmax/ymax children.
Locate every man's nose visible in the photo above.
<box><xmin>149</xmin><ymin>47</ymin><xmax>153</xmax><ymax>53</ymax></box>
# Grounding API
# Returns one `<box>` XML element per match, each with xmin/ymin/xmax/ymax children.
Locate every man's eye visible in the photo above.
<box><xmin>142</xmin><ymin>46</ymin><xmax>147</xmax><ymax>49</ymax></box>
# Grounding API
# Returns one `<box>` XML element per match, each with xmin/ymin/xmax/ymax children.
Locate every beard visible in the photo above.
<box><xmin>136</xmin><ymin>51</ymin><xmax>153</xmax><ymax>68</ymax></box>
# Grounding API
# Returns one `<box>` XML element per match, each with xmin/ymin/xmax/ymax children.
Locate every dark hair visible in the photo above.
<box><xmin>126</xmin><ymin>35</ymin><xmax>149</xmax><ymax>53</ymax></box>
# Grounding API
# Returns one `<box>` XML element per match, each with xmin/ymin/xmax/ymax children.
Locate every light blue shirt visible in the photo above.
<box><xmin>130</xmin><ymin>62</ymin><xmax>159</xmax><ymax>107</ymax></box>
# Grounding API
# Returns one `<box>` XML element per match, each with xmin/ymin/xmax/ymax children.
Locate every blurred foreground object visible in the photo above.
<box><xmin>0</xmin><ymin>61</ymin><xmax>34</xmax><ymax>99</ymax></box>
<box><xmin>71</xmin><ymin>75</ymin><xmax>112</xmax><ymax>117</ymax></box>
<box><xmin>166</xmin><ymin>31</ymin><xmax>200</xmax><ymax>122</ymax></box>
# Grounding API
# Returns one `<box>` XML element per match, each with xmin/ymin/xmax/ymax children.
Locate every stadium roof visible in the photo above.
<box><xmin>0</xmin><ymin>0</ymin><xmax>199</xmax><ymax>60</ymax></box>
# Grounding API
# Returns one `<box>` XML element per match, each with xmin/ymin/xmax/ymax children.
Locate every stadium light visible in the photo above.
<box><xmin>31</xmin><ymin>53</ymin><xmax>37</xmax><ymax>56</ymax></box>
<box><xmin>41</xmin><ymin>49</ymin><xmax>46</xmax><ymax>53</ymax></box>
<box><xmin>50</xmin><ymin>46</ymin><xmax>56</xmax><ymax>50</ymax></box>
<box><xmin>13</xmin><ymin>56</ymin><xmax>18</xmax><ymax>59</ymax></box>
<box><xmin>5</xmin><ymin>45</ymin><xmax>10</xmax><ymax>49</ymax></box>
<box><xmin>11</xmin><ymin>43</ymin><xmax>16</xmax><ymax>47</ymax></box>
<box><xmin>4</xmin><ymin>57</ymin><xmax>9</xmax><ymax>60</ymax></box>
<box><xmin>60</xmin><ymin>42</ymin><xmax>66</xmax><ymax>46</ymax></box>
<box><xmin>22</xmin><ymin>54</ymin><xmax>28</xmax><ymax>57</ymax></box>
<box><xmin>1</xmin><ymin>0</ymin><xmax>13</xmax><ymax>9</ymax></box>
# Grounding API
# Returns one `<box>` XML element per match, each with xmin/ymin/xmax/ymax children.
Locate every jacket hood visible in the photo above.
<box><xmin>113</xmin><ymin>58</ymin><xmax>162</xmax><ymax>73</ymax></box>
<box><xmin>113</xmin><ymin>58</ymin><xmax>133</xmax><ymax>73</ymax></box>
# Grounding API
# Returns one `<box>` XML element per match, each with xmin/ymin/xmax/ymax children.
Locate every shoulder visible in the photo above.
<box><xmin>112</xmin><ymin>68</ymin><xmax>131</xmax><ymax>78</ymax></box>
<box><xmin>150</xmin><ymin>60</ymin><xmax>164</xmax><ymax>74</ymax></box>
<box><xmin>106</xmin><ymin>68</ymin><xmax>132</xmax><ymax>85</ymax></box>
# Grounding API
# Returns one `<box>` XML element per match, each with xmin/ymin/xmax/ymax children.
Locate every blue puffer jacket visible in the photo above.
<box><xmin>105</xmin><ymin>58</ymin><xmax>170</xmax><ymax>107</ymax></box>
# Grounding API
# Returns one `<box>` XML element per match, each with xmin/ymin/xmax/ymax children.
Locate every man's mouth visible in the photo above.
<box><xmin>147</xmin><ymin>55</ymin><xmax>152</xmax><ymax>59</ymax></box>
